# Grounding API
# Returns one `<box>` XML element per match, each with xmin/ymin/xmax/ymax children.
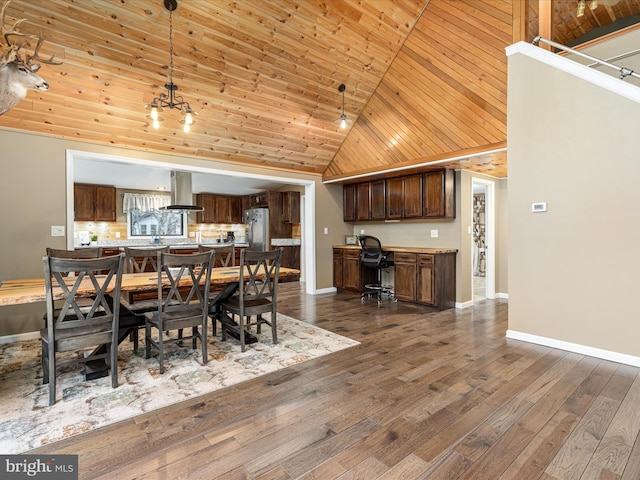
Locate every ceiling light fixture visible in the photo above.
<box><xmin>145</xmin><ymin>0</ymin><xmax>196</xmax><ymax>133</ymax></box>
<box><xmin>335</xmin><ymin>84</ymin><xmax>353</xmax><ymax>129</ymax></box>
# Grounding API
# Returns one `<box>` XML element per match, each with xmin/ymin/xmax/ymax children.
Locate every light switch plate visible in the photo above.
<box><xmin>430</xmin><ymin>229</ymin><xmax>438</xmax><ymax>238</ymax></box>
<box><xmin>51</xmin><ymin>225</ymin><xmax>65</xmax><ymax>237</ymax></box>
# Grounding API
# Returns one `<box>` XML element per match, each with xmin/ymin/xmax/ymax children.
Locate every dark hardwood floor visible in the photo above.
<box><xmin>31</xmin><ymin>282</ymin><xmax>640</xmax><ymax>479</ymax></box>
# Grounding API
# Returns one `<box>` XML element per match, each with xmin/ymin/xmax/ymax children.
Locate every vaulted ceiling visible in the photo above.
<box><xmin>0</xmin><ymin>0</ymin><xmax>638</xmax><ymax>182</ymax></box>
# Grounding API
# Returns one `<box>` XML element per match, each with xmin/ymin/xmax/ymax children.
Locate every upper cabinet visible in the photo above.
<box><xmin>343</xmin><ymin>184</ymin><xmax>356</xmax><ymax>222</ymax></box>
<box><xmin>356</xmin><ymin>180</ymin><xmax>385</xmax><ymax>221</ymax></box>
<box><xmin>74</xmin><ymin>184</ymin><xmax>116</xmax><ymax>221</ymax></box>
<box><xmin>343</xmin><ymin>169</ymin><xmax>455</xmax><ymax>222</ymax></box>
<box><xmin>424</xmin><ymin>169</ymin><xmax>455</xmax><ymax>218</ymax></box>
<box><xmin>196</xmin><ymin>194</ymin><xmax>243</xmax><ymax>224</ymax></box>
<box><xmin>281</xmin><ymin>191</ymin><xmax>300</xmax><ymax>224</ymax></box>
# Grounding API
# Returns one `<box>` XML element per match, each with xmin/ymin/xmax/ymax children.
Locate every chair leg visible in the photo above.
<box><xmin>109</xmin><ymin>342</ymin><xmax>118</xmax><ymax>389</ymax></box>
<box><xmin>201</xmin><ymin>320</ymin><xmax>208</xmax><ymax>365</ymax></box>
<box><xmin>41</xmin><ymin>340</ymin><xmax>49</xmax><ymax>385</ymax></box>
<box><xmin>48</xmin><ymin>346</ymin><xmax>56</xmax><ymax>406</ymax></box>
<box><xmin>145</xmin><ymin>323</ymin><xmax>152</xmax><ymax>359</ymax></box>
<box><xmin>158</xmin><ymin>328</ymin><xmax>164</xmax><ymax>374</ymax></box>
<box><xmin>271</xmin><ymin>311</ymin><xmax>278</xmax><ymax>344</ymax></box>
<box><xmin>239</xmin><ymin>315</ymin><xmax>246</xmax><ymax>353</ymax></box>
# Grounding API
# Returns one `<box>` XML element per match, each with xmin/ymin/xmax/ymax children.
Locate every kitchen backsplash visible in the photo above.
<box><xmin>74</xmin><ymin>221</ymin><xmax>248</xmax><ymax>243</ymax></box>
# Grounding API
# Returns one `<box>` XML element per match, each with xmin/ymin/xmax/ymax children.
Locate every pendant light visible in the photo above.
<box><xmin>145</xmin><ymin>0</ymin><xmax>197</xmax><ymax>132</ymax></box>
<box><xmin>335</xmin><ymin>84</ymin><xmax>353</xmax><ymax>129</ymax></box>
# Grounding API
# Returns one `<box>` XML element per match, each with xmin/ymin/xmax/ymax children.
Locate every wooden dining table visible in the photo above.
<box><xmin>0</xmin><ymin>265</ymin><xmax>300</xmax><ymax>379</ymax></box>
<box><xmin>0</xmin><ymin>266</ymin><xmax>300</xmax><ymax>306</ymax></box>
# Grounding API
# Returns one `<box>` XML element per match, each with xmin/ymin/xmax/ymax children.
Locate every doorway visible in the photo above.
<box><xmin>471</xmin><ymin>178</ymin><xmax>495</xmax><ymax>302</ymax></box>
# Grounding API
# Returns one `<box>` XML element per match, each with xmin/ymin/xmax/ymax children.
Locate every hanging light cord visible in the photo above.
<box><xmin>146</xmin><ymin>0</ymin><xmax>195</xmax><ymax>132</ymax></box>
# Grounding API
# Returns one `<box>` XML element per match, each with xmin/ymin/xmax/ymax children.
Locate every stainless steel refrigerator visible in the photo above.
<box><xmin>245</xmin><ymin>208</ymin><xmax>269</xmax><ymax>251</ymax></box>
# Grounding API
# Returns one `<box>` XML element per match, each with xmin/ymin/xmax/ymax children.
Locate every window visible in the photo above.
<box><xmin>128</xmin><ymin>210</ymin><xmax>186</xmax><ymax>238</ymax></box>
<box><xmin>123</xmin><ymin>193</ymin><xmax>186</xmax><ymax>239</ymax></box>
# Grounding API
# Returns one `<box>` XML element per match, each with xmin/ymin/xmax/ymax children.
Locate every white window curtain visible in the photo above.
<box><xmin>122</xmin><ymin>193</ymin><xmax>171</xmax><ymax>213</ymax></box>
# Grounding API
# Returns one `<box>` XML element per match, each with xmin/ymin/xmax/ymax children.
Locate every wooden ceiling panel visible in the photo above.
<box><xmin>2</xmin><ymin>0</ymin><xmax>638</xmax><ymax>182</ymax></box>
<box><xmin>0</xmin><ymin>0</ymin><xmax>424</xmax><ymax>175</ymax></box>
<box><xmin>324</xmin><ymin>0</ymin><xmax>511</xmax><ymax>180</ymax></box>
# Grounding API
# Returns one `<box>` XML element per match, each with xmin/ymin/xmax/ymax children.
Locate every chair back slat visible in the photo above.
<box><xmin>45</xmin><ymin>255</ymin><xmax>123</xmax><ymax>325</ymax></box>
<box><xmin>155</xmin><ymin>251</ymin><xmax>213</xmax><ymax>317</ymax></box>
<box><xmin>198</xmin><ymin>244</ymin><xmax>235</xmax><ymax>267</ymax></box>
<box><xmin>124</xmin><ymin>246</ymin><xmax>170</xmax><ymax>273</ymax></box>
<box><xmin>46</xmin><ymin>248</ymin><xmax>104</xmax><ymax>276</ymax></box>
<box><xmin>239</xmin><ymin>249</ymin><xmax>282</xmax><ymax>301</ymax></box>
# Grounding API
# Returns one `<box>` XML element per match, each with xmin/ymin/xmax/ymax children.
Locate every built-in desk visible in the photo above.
<box><xmin>332</xmin><ymin>245</ymin><xmax>457</xmax><ymax>310</ymax></box>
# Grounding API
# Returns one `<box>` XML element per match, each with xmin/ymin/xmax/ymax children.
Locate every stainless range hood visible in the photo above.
<box><xmin>160</xmin><ymin>171</ymin><xmax>204</xmax><ymax>212</ymax></box>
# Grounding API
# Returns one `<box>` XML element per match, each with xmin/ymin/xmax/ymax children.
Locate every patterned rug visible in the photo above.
<box><xmin>0</xmin><ymin>314</ymin><xmax>358</xmax><ymax>454</ymax></box>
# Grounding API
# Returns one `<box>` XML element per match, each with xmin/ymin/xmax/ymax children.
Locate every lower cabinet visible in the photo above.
<box><xmin>393</xmin><ymin>253</ymin><xmax>417</xmax><ymax>302</ymax></box>
<box><xmin>333</xmin><ymin>248</ymin><xmax>376</xmax><ymax>292</ymax></box>
<box><xmin>392</xmin><ymin>251</ymin><xmax>456</xmax><ymax>309</ymax></box>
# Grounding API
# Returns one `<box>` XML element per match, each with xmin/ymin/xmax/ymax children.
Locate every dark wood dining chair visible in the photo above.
<box><xmin>221</xmin><ymin>248</ymin><xmax>282</xmax><ymax>352</ymax></box>
<box><xmin>198</xmin><ymin>244</ymin><xmax>235</xmax><ymax>267</ymax></box>
<box><xmin>41</xmin><ymin>253</ymin><xmax>125</xmax><ymax>406</ymax></box>
<box><xmin>122</xmin><ymin>246</ymin><xmax>171</xmax><ymax>351</ymax></box>
<box><xmin>144</xmin><ymin>251</ymin><xmax>214</xmax><ymax>373</ymax></box>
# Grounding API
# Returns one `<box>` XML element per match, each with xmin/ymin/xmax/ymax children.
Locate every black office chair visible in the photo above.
<box><xmin>359</xmin><ymin>235</ymin><xmax>395</xmax><ymax>307</ymax></box>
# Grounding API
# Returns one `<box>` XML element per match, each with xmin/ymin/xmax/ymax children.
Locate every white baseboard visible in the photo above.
<box><xmin>456</xmin><ymin>300</ymin><xmax>474</xmax><ymax>309</ymax></box>
<box><xmin>506</xmin><ymin>329</ymin><xmax>640</xmax><ymax>367</ymax></box>
<box><xmin>0</xmin><ymin>331</ymin><xmax>40</xmax><ymax>345</ymax></box>
<box><xmin>315</xmin><ymin>286</ymin><xmax>337</xmax><ymax>295</ymax></box>
<box><xmin>495</xmin><ymin>292</ymin><xmax>509</xmax><ymax>299</ymax></box>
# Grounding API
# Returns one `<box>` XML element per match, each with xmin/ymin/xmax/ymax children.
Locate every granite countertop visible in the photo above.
<box><xmin>76</xmin><ymin>241</ymin><xmax>248</xmax><ymax>249</ymax></box>
<box><xmin>271</xmin><ymin>238</ymin><xmax>301</xmax><ymax>246</ymax></box>
<box><xmin>333</xmin><ymin>244</ymin><xmax>458</xmax><ymax>254</ymax></box>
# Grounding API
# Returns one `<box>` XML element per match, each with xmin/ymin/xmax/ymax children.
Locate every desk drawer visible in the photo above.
<box><xmin>343</xmin><ymin>249</ymin><xmax>361</xmax><ymax>258</ymax></box>
<box><xmin>394</xmin><ymin>252</ymin><xmax>417</xmax><ymax>263</ymax></box>
<box><xmin>418</xmin><ymin>254</ymin><xmax>434</xmax><ymax>265</ymax></box>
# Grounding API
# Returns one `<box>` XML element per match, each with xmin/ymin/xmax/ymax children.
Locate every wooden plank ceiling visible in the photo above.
<box><xmin>0</xmin><ymin>1</ymin><xmax>637</xmax><ymax>182</ymax></box>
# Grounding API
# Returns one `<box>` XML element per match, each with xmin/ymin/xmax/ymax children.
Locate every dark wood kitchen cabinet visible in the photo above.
<box><xmin>385</xmin><ymin>174</ymin><xmax>422</xmax><ymax>219</ymax></box>
<box><xmin>343</xmin><ymin>184</ymin><xmax>356</xmax><ymax>222</ymax></box>
<box><xmin>197</xmin><ymin>194</ymin><xmax>242</xmax><ymax>223</ymax></box>
<box><xmin>424</xmin><ymin>169</ymin><xmax>455</xmax><ymax>218</ymax></box>
<box><xmin>393</xmin><ymin>250</ymin><xmax>456</xmax><ymax>309</ymax></box>
<box><xmin>333</xmin><ymin>248</ymin><xmax>376</xmax><ymax>292</ymax></box>
<box><xmin>74</xmin><ymin>184</ymin><xmax>116</xmax><ymax>221</ymax></box>
<box><xmin>343</xmin><ymin>169</ymin><xmax>455</xmax><ymax>222</ymax></box>
<box><xmin>356</xmin><ymin>180</ymin><xmax>385</xmax><ymax>221</ymax></box>
<box><xmin>282</xmin><ymin>191</ymin><xmax>300</xmax><ymax>223</ymax></box>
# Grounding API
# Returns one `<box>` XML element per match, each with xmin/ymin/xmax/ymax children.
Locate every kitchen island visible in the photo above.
<box><xmin>333</xmin><ymin>244</ymin><xmax>457</xmax><ymax>310</ymax></box>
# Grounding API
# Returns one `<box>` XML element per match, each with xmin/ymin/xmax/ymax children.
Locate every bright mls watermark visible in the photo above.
<box><xmin>0</xmin><ymin>455</ymin><xmax>78</xmax><ymax>479</ymax></box>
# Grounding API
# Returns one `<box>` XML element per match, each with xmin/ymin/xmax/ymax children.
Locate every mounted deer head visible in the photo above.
<box><xmin>0</xmin><ymin>0</ymin><xmax>62</xmax><ymax>116</ymax></box>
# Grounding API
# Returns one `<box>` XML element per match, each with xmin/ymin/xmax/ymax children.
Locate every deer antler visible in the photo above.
<box><xmin>1</xmin><ymin>1</ymin><xmax>62</xmax><ymax>66</ymax></box>
<box><xmin>1</xmin><ymin>0</ymin><xmax>28</xmax><ymax>65</ymax></box>
<box><xmin>26</xmin><ymin>34</ymin><xmax>62</xmax><ymax>66</ymax></box>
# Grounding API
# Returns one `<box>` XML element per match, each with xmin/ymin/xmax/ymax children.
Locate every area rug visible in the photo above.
<box><xmin>0</xmin><ymin>314</ymin><xmax>359</xmax><ymax>454</ymax></box>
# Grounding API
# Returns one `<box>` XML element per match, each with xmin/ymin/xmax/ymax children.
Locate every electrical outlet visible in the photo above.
<box><xmin>51</xmin><ymin>226</ymin><xmax>65</xmax><ymax>237</ymax></box>
<box><xmin>115</xmin><ymin>232</ymin><xmax>121</xmax><ymax>238</ymax></box>
<box><xmin>189</xmin><ymin>231</ymin><xmax>195</xmax><ymax>237</ymax></box>
<box><xmin>430</xmin><ymin>229</ymin><xmax>438</xmax><ymax>238</ymax></box>
<box><xmin>360</xmin><ymin>229</ymin><xmax>365</xmax><ymax>234</ymax></box>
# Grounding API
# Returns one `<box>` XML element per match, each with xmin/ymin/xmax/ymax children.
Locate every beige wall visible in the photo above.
<box><xmin>0</xmin><ymin>130</ymin><xmax>339</xmax><ymax>336</ymax></box>
<box><xmin>507</xmin><ymin>45</ymin><xmax>640</xmax><ymax>358</ymax></box>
